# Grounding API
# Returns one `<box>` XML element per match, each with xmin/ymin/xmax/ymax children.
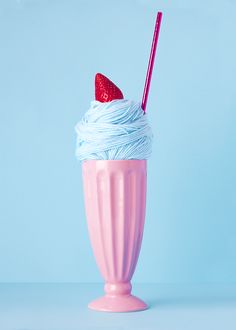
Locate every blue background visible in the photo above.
<box><xmin>0</xmin><ymin>0</ymin><xmax>235</xmax><ymax>284</ymax></box>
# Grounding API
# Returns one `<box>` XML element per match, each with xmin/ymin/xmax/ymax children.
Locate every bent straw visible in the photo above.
<box><xmin>141</xmin><ymin>12</ymin><xmax>163</xmax><ymax>113</ymax></box>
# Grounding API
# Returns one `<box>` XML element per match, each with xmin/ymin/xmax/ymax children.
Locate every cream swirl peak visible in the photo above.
<box><xmin>75</xmin><ymin>99</ymin><xmax>153</xmax><ymax>161</ymax></box>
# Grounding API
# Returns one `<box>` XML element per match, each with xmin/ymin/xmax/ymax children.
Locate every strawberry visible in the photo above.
<box><xmin>95</xmin><ymin>73</ymin><xmax>124</xmax><ymax>102</ymax></box>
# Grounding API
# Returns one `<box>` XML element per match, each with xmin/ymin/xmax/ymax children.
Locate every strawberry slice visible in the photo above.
<box><xmin>95</xmin><ymin>73</ymin><xmax>124</xmax><ymax>102</ymax></box>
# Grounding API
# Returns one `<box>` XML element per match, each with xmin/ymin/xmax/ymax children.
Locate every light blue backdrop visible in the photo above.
<box><xmin>0</xmin><ymin>0</ymin><xmax>235</xmax><ymax>283</ymax></box>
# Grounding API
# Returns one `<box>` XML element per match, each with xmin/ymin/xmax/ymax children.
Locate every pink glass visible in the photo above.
<box><xmin>82</xmin><ymin>160</ymin><xmax>148</xmax><ymax>312</ymax></box>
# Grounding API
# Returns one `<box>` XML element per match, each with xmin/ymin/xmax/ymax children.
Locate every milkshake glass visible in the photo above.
<box><xmin>82</xmin><ymin>159</ymin><xmax>147</xmax><ymax>312</ymax></box>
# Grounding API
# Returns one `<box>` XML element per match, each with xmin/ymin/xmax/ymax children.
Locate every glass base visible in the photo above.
<box><xmin>88</xmin><ymin>294</ymin><xmax>148</xmax><ymax>313</ymax></box>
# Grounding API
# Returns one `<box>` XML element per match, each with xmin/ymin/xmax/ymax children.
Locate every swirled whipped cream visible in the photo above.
<box><xmin>75</xmin><ymin>99</ymin><xmax>153</xmax><ymax>161</ymax></box>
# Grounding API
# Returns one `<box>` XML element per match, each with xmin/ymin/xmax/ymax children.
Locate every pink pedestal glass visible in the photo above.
<box><xmin>82</xmin><ymin>160</ymin><xmax>148</xmax><ymax>312</ymax></box>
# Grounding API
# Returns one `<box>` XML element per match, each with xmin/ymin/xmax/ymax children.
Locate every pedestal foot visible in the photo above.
<box><xmin>88</xmin><ymin>294</ymin><xmax>148</xmax><ymax>313</ymax></box>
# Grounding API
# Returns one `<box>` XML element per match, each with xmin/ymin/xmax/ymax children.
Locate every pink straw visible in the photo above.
<box><xmin>141</xmin><ymin>12</ymin><xmax>163</xmax><ymax>113</ymax></box>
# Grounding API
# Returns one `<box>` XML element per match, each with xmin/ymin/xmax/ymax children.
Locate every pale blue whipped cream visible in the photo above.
<box><xmin>75</xmin><ymin>99</ymin><xmax>153</xmax><ymax>161</ymax></box>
